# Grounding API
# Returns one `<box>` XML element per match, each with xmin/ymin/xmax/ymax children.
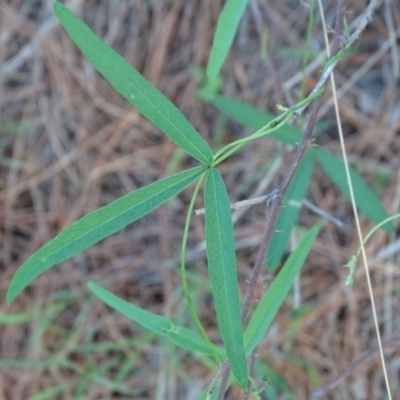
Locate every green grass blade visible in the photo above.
<box><xmin>244</xmin><ymin>224</ymin><xmax>320</xmax><ymax>354</ymax></box>
<box><xmin>267</xmin><ymin>150</ymin><xmax>315</xmax><ymax>270</ymax></box>
<box><xmin>204</xmin><ymin>168</ymin><xmax>248</xmax><ymax>388</ymax></box>
<box><xmin>316</xmin><ymin>148</ymin><xmax>394</xmax><ymax>233</ymax></box>
<box><xmin>206</xmin><ymin>0</ymin><xmax>249</xmax><ymax>80</ymax></box>
<box><xmin>54</xmin><ymin>2</ymin><xmax>213</xmax><ymax>165</ymax></box>
<box><xmin>211</xmin><ymin>95</ymin><xmax>302</xmax><ymax>144</ymax></box>
<box><xmin>88</xmin><ymin>282</ymin><xmax>224</xmax><ymax>358</ymax></box>
<box><xmin>7</xmin><ymin>166</ymin><xmax>205</xmax><ymax>303</ymax></box>
<box><xmin>27</xmin><ymin>384</ymin><xmax>71</xmax><ymax>400</ymax></box>
<box><xmin>0</xmin><ymin>312</ymin><xmax>36</xmax><ymax>324</ymax></box>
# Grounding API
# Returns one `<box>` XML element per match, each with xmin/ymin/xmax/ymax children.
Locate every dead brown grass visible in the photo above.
<box><xmin>1</xmin><ymin>1</ymin><xmax>399</xmax><ymax>399</ymax></box>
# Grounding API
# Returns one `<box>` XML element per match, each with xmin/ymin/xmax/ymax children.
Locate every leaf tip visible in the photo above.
<box><xmin>6</xmin><ymin>282</ymin><xmax>18</xmax><ymax>304</ymax></box>
<box><xmin>237</xmin><ymin>373</ymin><xmax>248</xmax><ymax>390</ymax></box>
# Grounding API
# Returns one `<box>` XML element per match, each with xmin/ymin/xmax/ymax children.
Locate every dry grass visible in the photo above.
<box><xmin>1</xmin><ymin>0</ymin><xmax>399</xmax><ymax>399</ymax></box>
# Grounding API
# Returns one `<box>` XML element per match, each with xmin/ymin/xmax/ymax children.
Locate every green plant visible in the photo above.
<box><xmin>5</xmin><ymin>1</ymin><xmax>394</xmax><ymax>398</ymax></box>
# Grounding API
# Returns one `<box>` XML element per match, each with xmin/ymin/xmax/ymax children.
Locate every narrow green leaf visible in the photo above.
<box><xmin>204</xmin><ymin>168</ymin><xmax>248</xmax><ymax>388</ymax></box>
<box><xmin>267</xmin><ymin>150</ymin><xmax>315</xmax><ymax>270</ymax></box>
<box><xmin>211</xmin><ymin>95</ymin><xmax>302</xmax><ymax>144</ymax></box>
<box><xmin>7</xmin><ymin>167</ymin><xmax>206</xmax><ymax>303</ymax></box>
<box><xmin>206</xmin><ymin>0</ymin><xmax>249</xmax><ymax>80</ymax></box>
<box><xmin>316</xmin><ymin>148</ymin><xmax>394</xmax><ymax>233</ymax></box>
<box><xmin>88</xmin><ymin>282</ymin><xmax>224</xmax><ymax>358</ymax></box>
<box><xmin>245</xmin><ymin>224</ymin><xmax>320</xmax><ymax>354</ymax></box>
<box><xmin>54</xmin><ymin>2</ymin><xmax>213</xmax><ymax>165</ymax></box>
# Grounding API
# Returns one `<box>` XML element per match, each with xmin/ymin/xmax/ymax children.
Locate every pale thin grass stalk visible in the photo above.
<box><xmin>317</xmin><ymin>1</ymin><xmax>392</xmax><ymax>398</ymax></box>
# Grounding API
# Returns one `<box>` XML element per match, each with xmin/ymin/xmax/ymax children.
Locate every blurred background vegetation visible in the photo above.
<box><xmin>1</xmin><ymin>1</ymin><xmax>399</xmax><ymax>399</ymax></box>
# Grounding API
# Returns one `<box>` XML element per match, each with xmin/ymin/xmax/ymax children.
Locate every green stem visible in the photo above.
<box><xmin>212</xmin><ymin>111</ymin><xmax>293</xmax><ymax>166</ymax></box>
<box><xmin>180</xmin><ymin>170</ymin><xmax>221</xmax><ymax>363</ymax></box>
<box><xmin>212</xmin><ymin>85</ymin><xmax>326</xmax><ymax>167</ymax></box>
<box><xmin>346</xmin><ymin>213</ymin><xmax>400</xmax><ymax>285</ymax></box>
